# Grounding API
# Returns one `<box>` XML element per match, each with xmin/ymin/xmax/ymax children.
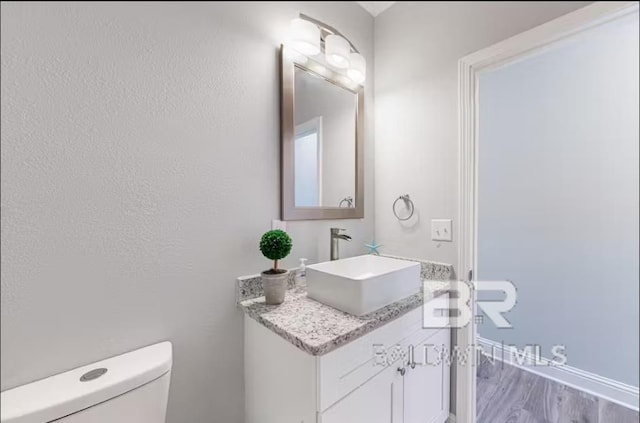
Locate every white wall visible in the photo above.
<box><xmin>373</xmin><ymin>2</ymin><xmax>593</xmax><ymax>414</ymax></box>
<box><xmin>477</xmin><ymin>10</ymin><xmax>639</xmax><ymax>387</ymax></box>
<box><xmin>0</xmin><ymin>2</ymin><xmax>373</xmax><ymax>422</ymax></box>
<box><xmin>374</xmin><ymin>1</ymin><xmax>591</xmax><ymax>269</ymax></box>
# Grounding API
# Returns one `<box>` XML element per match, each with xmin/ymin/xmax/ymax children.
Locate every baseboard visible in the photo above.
<box><xmin>477</xmin><ymin>337</ymin><xmax>639</xmax><ymax>412</ymax></box>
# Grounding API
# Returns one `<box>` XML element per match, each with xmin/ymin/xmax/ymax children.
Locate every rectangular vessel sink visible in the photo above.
<box><xmin>306</xmin><ymin>255</ymin><xmax>421</xmax><ymax>316</ymax></box>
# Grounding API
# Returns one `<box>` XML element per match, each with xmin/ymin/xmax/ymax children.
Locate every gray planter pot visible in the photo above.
<box><xmin>261</xmin><ymin>270</ymin><xmax>289</xmax><ymax>305</ymax></box>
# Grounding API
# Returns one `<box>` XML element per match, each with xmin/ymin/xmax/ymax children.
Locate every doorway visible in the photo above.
<box><xmin>456</xmin><ymin>2</ymin><xmax>640</xmax><ymax>422</ymax></box>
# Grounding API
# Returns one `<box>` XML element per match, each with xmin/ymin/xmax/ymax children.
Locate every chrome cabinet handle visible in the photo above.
<box><xmin>408</xmin><ymin>346</ymin><xmax>415</xmax><ymax>369</ymax></box>
<box><xmin>397</xmin><ymin>367</ymin><xmax>406</xmax><ymax>376</ymax></box>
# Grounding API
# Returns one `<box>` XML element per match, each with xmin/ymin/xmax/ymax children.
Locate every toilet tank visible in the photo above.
<box><xmin>1</xmin><ymin>342</ymin><xmax>172</xmax><ymax>423</ymax></box>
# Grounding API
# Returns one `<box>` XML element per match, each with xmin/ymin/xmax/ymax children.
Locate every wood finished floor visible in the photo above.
<box><xmin>476</xmin><ymin>357</ymin><xmax>639</xmax><ymax>423</ymax></box>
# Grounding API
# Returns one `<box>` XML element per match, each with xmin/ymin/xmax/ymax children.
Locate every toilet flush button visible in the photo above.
<box><xmin>80</xmin><ymin>368</ymin><xmax>108</xmax><ymax>382</ymax></box>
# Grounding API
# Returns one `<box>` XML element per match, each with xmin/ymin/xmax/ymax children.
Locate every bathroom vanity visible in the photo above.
<box><xmin>239</xmin><ymin>264</ymin><xmax>452</xmax><ymax>423</ymax></box>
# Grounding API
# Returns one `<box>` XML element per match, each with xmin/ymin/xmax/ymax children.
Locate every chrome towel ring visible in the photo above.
<box><xmin>393</xmin><ymin>194</ymin><xmax>415</xmax><ymax>221</ymax></box>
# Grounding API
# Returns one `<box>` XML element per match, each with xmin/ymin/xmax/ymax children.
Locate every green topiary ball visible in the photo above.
<box><xmin>259</xmin><ymin>229</ymin><xmax>293</xmax><ymax>261</ymax></box>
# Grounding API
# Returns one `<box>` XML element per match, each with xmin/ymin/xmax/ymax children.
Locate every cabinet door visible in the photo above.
<box><xmin>320</xmin><ymin>364</ymin><xmax>404</xmax><ymax>423</ymax></box>
<box><xmin>404</xmin><ymin>329</ymin><xmax>450</xmax><ymax>423</ymax></box>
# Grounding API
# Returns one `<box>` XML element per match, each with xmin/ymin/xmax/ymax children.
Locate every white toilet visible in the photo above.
<box><xmin>1</xmin><ymin>342</ymin><xmax>172</xmax><ymax>423</ymax></box>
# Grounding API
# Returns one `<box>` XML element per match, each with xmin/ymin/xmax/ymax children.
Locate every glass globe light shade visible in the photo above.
<box><xmin>347</xmin><ymin>53</ymin><xmax>366</xmax><ymax>84</ymax></box>
<box><xmin>289</xmin><ymin>18</ymin><xmax>320</xmax><ymax>56</ymax></box>
<box><xmin>325</xmin><ymin>34</ymin><xmax>350</xmax><ymax>69</ymax></box>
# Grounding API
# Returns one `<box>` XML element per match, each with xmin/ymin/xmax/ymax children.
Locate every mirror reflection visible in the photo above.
<box><xmin>294</xmin><ymin>66</ymin><xmax>357</xmax><ymax>208</ymax></box>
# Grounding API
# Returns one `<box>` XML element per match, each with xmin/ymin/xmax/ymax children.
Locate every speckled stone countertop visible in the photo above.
<box><xmin>239</xmin><ymin>280</ymin><xmax>450</xmax><ymax>356</ymax></box>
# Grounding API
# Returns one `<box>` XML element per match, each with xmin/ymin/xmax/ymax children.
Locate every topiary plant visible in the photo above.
<box><xmin>259</xmin><ymin>229</ymin><xmax>293</xmax><ymax>274</ymax></box>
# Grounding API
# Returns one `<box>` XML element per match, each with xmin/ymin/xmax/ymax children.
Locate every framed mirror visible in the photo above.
<box><xmin>281</xmin><ymin>45</ymin><xmax>364</xmax><ymax>220</ymax></box>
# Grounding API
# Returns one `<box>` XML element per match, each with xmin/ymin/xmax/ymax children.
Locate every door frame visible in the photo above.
<box><xmin>455</xmin><ymin>2</ymin><xmax>639</xmax><ymax>422</ymax></box>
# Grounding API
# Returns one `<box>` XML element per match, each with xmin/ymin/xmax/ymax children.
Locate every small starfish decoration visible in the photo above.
<box><xmin>364</xmin><ymin>239</ymin><xmax>382</xmax><ymax>255</ymax></box>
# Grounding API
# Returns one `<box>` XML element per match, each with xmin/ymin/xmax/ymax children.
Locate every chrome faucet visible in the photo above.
<box><xmin>330</xmin><ymin>228</ymin><xmax>351</xmax><ymax>261</ymax></box>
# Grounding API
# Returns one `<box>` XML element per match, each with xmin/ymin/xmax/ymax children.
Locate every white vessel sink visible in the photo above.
<box><xmin>306</xmin><ymin>255</ymin><xmax>421</xmax><ymax>316</ymax></box>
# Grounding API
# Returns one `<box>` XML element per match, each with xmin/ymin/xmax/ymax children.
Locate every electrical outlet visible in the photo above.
<box><xmin>431</xmin><ymin>219</ymin><xmax>452</xmax><ymax>242</ymax></box>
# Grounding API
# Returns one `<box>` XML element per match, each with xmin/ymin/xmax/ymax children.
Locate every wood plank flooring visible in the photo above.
<box><xmin>476</xmin><ymin>357</ymin><xmax>639</xmax><ymax>423</ymax></box>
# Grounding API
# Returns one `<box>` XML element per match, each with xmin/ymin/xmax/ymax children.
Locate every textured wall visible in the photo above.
<box><xmin>373</xmin><ymin>1</ymin><xmax>591</xmax><ymax>269</ymax></box>
<box><xmin>0</xmin><ymin>2</ymin><xmax>373</xmax><ymax>422</ymax></box>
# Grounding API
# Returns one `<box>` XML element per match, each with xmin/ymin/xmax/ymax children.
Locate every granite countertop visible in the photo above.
<box><xmin>239</xmin><ymin>280</ymin><xmax>450</xmax><ymax>356</ymax></box>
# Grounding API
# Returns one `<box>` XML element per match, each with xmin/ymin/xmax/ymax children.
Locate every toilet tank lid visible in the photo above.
<box><xmin>1</xmin><ymin>341</ymin><xmax>172</xmax><ymax>423</ymax></box>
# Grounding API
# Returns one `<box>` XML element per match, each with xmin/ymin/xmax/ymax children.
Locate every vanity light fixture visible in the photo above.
<box><xmin>287</xmin><ymin>14</ymin><xmax>366</xmax><ymax>84</ymax></box>
<box><xmin>347</xmin><ymin>52</ymin><xmax>366</xmax><ymax>84</ymax></box>
<box><xmin>289</xmin><ymin>17</ymin><xmax>321</xmax><ymax>56</ymax></box>
<box><xmin>325</xmin><ymin>34</ymin><xmax>350</xmax><ymax>68</ymax></box>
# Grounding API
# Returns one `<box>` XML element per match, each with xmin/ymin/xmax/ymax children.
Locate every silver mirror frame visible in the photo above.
<box><xmin>280</xmin><ymin>45</ymin><xmax>365</xmax><ymax>221</ymax></box>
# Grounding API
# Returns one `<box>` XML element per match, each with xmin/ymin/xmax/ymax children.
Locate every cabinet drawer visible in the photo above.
<box><xmin>317</xmin><ymin>298</ymin><xmax>449</xmax><ymax>412</ymax></box>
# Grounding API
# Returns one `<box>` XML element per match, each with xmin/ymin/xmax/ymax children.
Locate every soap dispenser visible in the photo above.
<box><xmin>295</xmin><ymin>258</ymin><xmax>308</xmax><ymax>289</ymax></box>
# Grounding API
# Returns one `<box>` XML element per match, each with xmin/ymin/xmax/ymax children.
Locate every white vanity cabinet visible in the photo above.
<box><xmin>402</xmin><ymin>327</ymin><xmax>450</xmax><ymax>423</ymax></box>
<box><xmin>244</xmin><ymin>300</ymin><xmax>450</xmax><ymax>423</ymax></box>
<box><xmin>320</xmin><ymin>363</ymin><xmax>403</xmax><ymax>423</ymax></box>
